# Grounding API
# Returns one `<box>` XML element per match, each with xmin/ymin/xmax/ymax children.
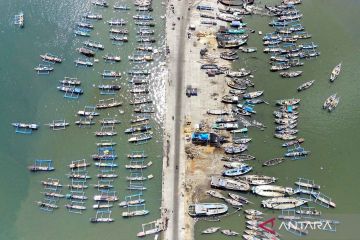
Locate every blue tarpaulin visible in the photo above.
<box><xmin>192</xmin><ymin>132</ymin><xmax>210</xmax><ymax>141</ymax></box>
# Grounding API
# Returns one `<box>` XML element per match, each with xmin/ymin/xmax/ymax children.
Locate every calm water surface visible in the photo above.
<box><xmin>195</xmin><ymin>0</ymin><xmax>360</xmax><ymax>239</ymax></box>
<box><xmin>0</xmin><ymin>0</ymin><xmax>165</xmax><ymax>239</ymax></box>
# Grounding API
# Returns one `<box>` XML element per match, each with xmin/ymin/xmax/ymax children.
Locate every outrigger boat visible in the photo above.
<box><xmin>330</xmin><ymin>62</ymin><xmax>342</xmax><ymax>82</ymax></box>
<box><xmin>211</xmin><ymin>176</ymin><xmax>250</xmax><ymax>191</ymax></box>
<box><xmin>74</xmin><ymin>29</ymin><xmax>90</xmax><ymax>37</ymax></box>
<box><xmin>282</xmin><ymin>138</ymin><xmax>304</xmax><ymax>147</ymax></box>
<box><xmin>93</xmin><ymin>203</ymin><xmax>113</xmax><ymax>209</ymax></box>
<box><xmin>107</xmin><ymin>19</ymin><xmax>127</xmax><ymax>25</ymax></box>
<box><xmin>92</xmin><ymin>0</ymin><xmax>108</xmax><ymax>7</ymax></box>
<box><xmin>37</xmin><ymin>201</ymin><xmax>58</xmax><ymax>209</ymax></box>
<box><xmin>262</xmin><ymin>197</ymin><xmax>308</xmax><ymax>210</ymax></box>
<box><xmin>253</xmin><ymin>185</ymin><xmax>295</xmax><ymax>197</ymax></box>
<box><xmin>90</xmin><ymin>217</ymin><xmax>114</xmax><ymax>223</ymax></box>
<box><xmin>45</xmin><ymin>121</ymin><xmax>69</xmax><ymax>129</ymax></box>
<box><xmin>57</xmin><ymin>86</ymin><xmax>83</xmax><ymax>95</ymax></box>
<box><xmin>77</xmin><ymin>21</ymin><xmax>94</xmax><ymax>29</ymax></box>
<box><xmin>12</xmin><ymin>123</ymin><xmax>38</xmax><ymax>130</ymax></box>
<box><xmin>28</xmin><ymin>165</ymin><xmax>54</xmax><ymax>172</ymax></box>
<box><xmin>77</xmin><ymin>110</ymin><xmax>99</xmax><ymax>116</ymax></box>
<box><xmin>96</xmin><ymin>100</ymin><xmax>122</xmax><ymax>109</ymax></box>
<box><xmin>99</xmin><ymin>119</ymin><xmax>120</xmax><ymax>125</ymax></box>
<box><xmin>34</xmin><ymin>65</ymin><xmax>54</xmax><ymax>72</ymax></box>
<box><xmin>101</xmin><ymin>70</ymin><xmax>121</xmax><ymax>78</ymax></box>
<box><xmin>40</xmin><ymin>53</ymin><xmax>62</xmax><ymax>63</ymax></box>
<box><xmin>59</xmin><ymin>77</ymin><xmax>81</xmax><ymax>85</ymax></box>
<box><xmin>83</xmin><ymin>40</ymin><xmax>104</xmax><ymax>50</ymax></box>
<box><xmin>74</xmin><ymin>59</ymin><xmax>93</xmax><ymax>67</ymax></box>
<box><xmin>84</xmin><ymin>13</ymin><xmax>102</xmax><ymax>20</ymax></box>
<box><xmin>77</xmin><ymin>47</ymin><xmax>95</xmax><ymax>57</ymax></box>
<box><xmin>41</xmin><ymin>179</ymin><xmax>62</xmax><ymax>187</ymax></box>
<box><xmin>65</xmin><ymin>204</ymin><xmax>86</xmax><ymax>210</ymax></box>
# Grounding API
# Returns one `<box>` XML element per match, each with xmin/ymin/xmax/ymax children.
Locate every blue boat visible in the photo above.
<box><xmin>223</xmin><ymin>165</ymin><xmax>252</xmax><ymax>177</ymax></box>
<box><xmin>74</xmin><ymin>29</ymin><xmax>90</xmax><ymax>37</ymax></box>
<box><xmin>57</xmin><ymin>86</ymin><xmax>83</xmax><ymax>94</ymax></box>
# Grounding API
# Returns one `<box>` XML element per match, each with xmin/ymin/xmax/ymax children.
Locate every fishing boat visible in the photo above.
<box><xmin>110</xmin><ymin>35</ymin><xmax>128</xmax><ymax>42</ymax></box>
<box><xmin>296</xmin><ymin>208</ymin><xmax>321</xmax><ymax>216</ymax></box>
<box><xmin>244</xmin><ymin>209</ymin><xmax>263</xmax><ymax>216</ymax></box>
<box><xmin>253</xmin><ymin>185</ymin><xmax>295</xmax><ymax>197</ymax></box>
<box><xmin>66</xmin><ymin>194</ymin><xmax>88</xmax><ymax>200</ymax></box>
<box><xmin>207</xmin><ymin>109</ymin><xmax>228</xmax><ymax>115</ymax></box>
<box><xmin>226</xmin><ymin>68</ymin><xmax>251</xmax><ymax>78</ymax></box>
<box><xmin>103</xmin><ymin>54</ymin><xmax>121</xmax><ymax>62</ymax></box>
<box><xmin>262</xmin><ymin>197</ymin><xmax>308</xmax><ymax>210</ymax></box>
<box><xmin>285</xmin><ymin>150</ymin><xmax>310</xmax><ymax>157</ymax></box>
<box><xmin>224</xmin><ymin>162</ymin><xmax>248</xmax><ymax>169</ymax></box>
<box><xmin>93</xmin><ymin>183</ymin><xmax>113</xmax><ymax>189</ymax></box>
<box><xmin>280</xmin><ymin>71</ymin><xmax>302</xmax><ymax>78</ymax></box>
<box><xmin>282</xmin><ymin>138</ymin><xmax>304</xmax><ymax>147</ymax></box>
<box><xmin>99</xmin><ymin>119</ymin><xmax>120</xmax><ymax>125</ymax></box>
<box><xmin>274</xmin><ymin>133</ymin><xmax>296</xmax><ymax>140</ymax></box>
<box><xmin>201</xmin><ymin>227</ymin><xmax>220</xmax><ymax>234</ymax></box>
<box><xmin>98</xmin><ymin>84</ymin><xmax>121</xmax><ymax>91</ymax></box>
<box><xmin>95</xmin><ymin>131</ymin><xmax>117</xmax><ymax>137</ymax></box>
<box><xmin>221</xmin><ymin>154</ymin><xmax>255</xmax><ymax>162</ymax></box>
<box><xmin>243</xmin><ymin>91</ymin><xmax>264</xmax><ymax>99</ymax></box>
<box><xmin>107</xmin><ymin>19</ymin><xmax>127</xmax><ymax>25</ymax></box>
<box><xmin>12</xmin><ymin>123</ymin><xmax>38</xmax><ymax>130</ymax></box>
<box><xmin>94</xmin><ymin>162</ymin><xmax>118</xmax><ymax>168</ymax></box>
<box><xmin>59</xmin><ymin>77</ymin><xmax>81</xmax><ymax>85</ymax></box>
<box><xmin>65</xmin><ymin>204</ymin><xmax>86</xmax><ymax>210</ymax></box>
<box><xmin>28</xmin><ymin>165</ymin><xmax>54</xmax><ymax>172</ymax></box>
<box><xmin>223</xmin><ymin>165</ymin><xmax>252</xmax><ymax>177</ymax></box>
<box><xmin>295</xmin><ymin>181</ymin><xmax>320</xmax><ymax>190</ymax></box>
<box><xmin>34</xmin><ymin>65</ymin><xmax>54</xmax><ymax>72</ymax></box>
<box><xmin>119</xmin><ymin>199</ymin><xmax>145</xmax><ymax>208</ymax></box>
<box><xmin>75</xmin><ymin>120</ymin><xmax>95</xmax><ymax>125</ymax></box>
<box><xmin>124</xmin><ymin>161</ymin><xmax>152</xmax><ymax>169</ymax></box>
<box><xmin>224</xmin><ymin>145</ymin><xmax>248</xmax><ymax>154</ymax></box>
<box><xmin>83</xmin><ymin>40</ymin><xmax>104</xmax><ymax>50</ymax></box>
<box><xmin>37</xmin><ymin>201</ymin><xmax>58</xmax><ymax>209</ymax></box>
<box><xmin>224</xmin><ymin>198</ymin><xmax>243</xmax><ymax>207</ymax></box>
<box><xmin>188</xmin><ymin>203</ymin><xmax>228</xmax><ymax>217</ymax></box>
<box><xmin>77</xmin><ymin>22</ymin><xmax>94</xmax><ymax>29</ymax></box>
<box><xmin>239</xmin><ymin>175</ymin><xmax>277</xmax><ymax>185</ymax></box>
<box><xmin>69</xmin><ymin>161</ymin><xmax>90</xmax><ymax>169</ymax></box>
<box><xmin>43</xmin><ymin>192</ymin><xmax>64</xmax><ymax>198</ymax></box>
<box><xmin>233</xmin><ymin>138</ymin><xmax>252</xmax><ymax>144</ymax></box>
<box><xmin>122</xmin><ymin>209</ymin><xmax>149</xmax><ymax>217</ymax></box>
<box><xmin>297</xmin><ymin>80</ymin><xmax>315</xmax><ymax>91</ymax></box>
<box><xmin>41</xmin><ymin>179</ymin><xmax>62</xmax><ymax>187</ymax></box>
<box><xmin>101</xmin><ymin>70</ymin><xmax>121</xmax><ymax>78</ymax></box>
<box><xmin>323</xmin><ymin>93</ymin><xmax>340</xmax><ymax>112</ymax></box>
<box><xmin>76</xmin><ymin>47</ymin><xmax>95</xmax><ymax>57</ymax></box>
<box><xmin>128</xmin><ymin>134</ymin><xmax>152</xmax><ymax>143</ymax></box>
<box><xmin>90</xmin><ymin>217</ymin><xmax>114</xmax><ymax>223</ymax></box>
<box><xmin>77</xmin><ymin>110</ymin><xmax>99</xmax><ymax>116</ymax></box>
<box><xmin>311</xmin><ymin>192</ymin><xmax>336</xmax><ymax>208</ymax></box>
<box><xmin>240</xmin><ymin>47</ymin><xmax>257</xmax><ymax>53</ymax></box>
<box><xmin>93</xmin><ymin>195</ymin><xmax>119</xmax><ymax>202</ymax></box>
<box><xmin>330</xmin><ymin>62</ymin><xmax>342</xmax><ymax>82</ymax></box>
<box><xmin>67</xmin><ymin>184</ymin><xmax>88</xmax><ymax>190</ymax></box>
<box><xmin>109</xmin><ymin>28</ymin><xmax>129</xmax><ymax>34</ymax></box>
<box><xmin>212</xmin><ymin>122</ymin><xmax>239</xmax><ymax>130</ymax></box>
<box><xmin>74</xmin><ymin>29</ymin><xmax>90</xmax><ymax>37</ymax></box>
<box><xmin>40</xmin><ymin>53</ymin><xmax>62</xmax><ymax>63</ymax></box>
<box><xmin>74</xmin><ymin>59</ymin><xmax>93</xmax><ymax>67</ymax></box>
<box><xmin>92</xmin><ymin>0</ymin><xmax>108</xmax><ymax>7</ymax></box>
<box><xmin>96</xmin><ymin>100</ymin><xmax>122</xmax><ymax>109</ymax></box>
<box><xmin>124</xmin><ymin>125</ymin><xmax>151</xmax><ymax>134</ymax></box>
<box><xmin>14</xmin><ymin>12</ymin><xmax>24</xmax><ymax>28</ymax></box>
<box><xmin>206</xmin><ymin>190</ymin><xmax>225</xmax><ymax>199</ymax></box>
<box><xmin>263</xmin><ymin>158</ymin><xmax>285</xmax><ymax>167</ymax></box>
<box><xmin>276</xmin><ymin>98</ymin><xmax>301</xmax><ymax>106</ymax></box>
<box><xmin>57</xmin><ymin>86</ymin><xmax>83</xmax><ymax>95</ymax></box>
<box><xmin>211</xmin><ymin>176</ymin><xmax>250</xmax><ymax>191</ymax></box>
<box><xmin>221</xmin><ymin>229</ymin><xmax>239</xmax><ymax>236</ymax></box>
<box><xmin>97</xmin><ymin>173</ymin><xmax>118</xmax><ymax>178</ymax></box>
<box><xmin>93</xmin><ymin>203</ymin><xmax>113</xmax><ymax>209</ymax></box>
<box><xmin>228</xmin><ymin>193</ymin><xmax>252</xmax><ymax>204</ymax></box>
<box><xmin>67</xmin><ymin>173</ymin><xmax>91</xmax><ymax>179</ymax></box>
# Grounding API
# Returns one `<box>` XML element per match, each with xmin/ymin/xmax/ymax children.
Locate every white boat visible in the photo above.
<box><xmin>188</xmin><ymin>203</ymin><xmax>228</xmax><ymax>217</ymax></box>
<box><xmin>201</xmin><ymin>227</ymin><xmax>220</xmax><ymax>234</ymax></box>
<box><xmin>252</xmin><ymin>185</ymin><xmax>295</xmax><ymax>197</ymax></box>
<box><xmin>211</xmin><ymin>176</ymin><xmax>250</xmax><ymax>191</ymax></box>
<box><xmin>244</xmin><ymin>209</ymin><xmax>263</xmax><ymax>216</ymax></box>
<box><xmin>238</xmin><ymin>175</ymin><xmax>277</xmax><ymax>185</ymax></box>
<box><xmin>206</xmin><ymin>190</ymin><xmax>225</xmax><ymax>199</ymax></box>
<box><xmin>262</xmin><ymin>197</ymin><xmax>308</xmax><ymax>210</ymax></box>
<box><xmin>330</xmin><ymin>62</ymin><xmax>342</xmax><ymax>82</ymax></box>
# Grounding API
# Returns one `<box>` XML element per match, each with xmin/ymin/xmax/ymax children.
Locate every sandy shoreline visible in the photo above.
<box><xmin>162</xmin><ymin>0</ymin><xmax>231</xmax><ymax>239</ymax></box>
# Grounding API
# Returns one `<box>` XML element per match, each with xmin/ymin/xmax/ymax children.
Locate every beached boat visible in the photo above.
<box><xmin>228</xmin><ymin>193</ymin><xmax>252</xmax><ymax>204</ymax></box>
<box><xmin>238</xmin><ymin>175</ymin><xmax>277</xmax><ymax>185</ymax></box>
<box><xmin>188</xmin><ymin>203</ymin><xmax>228</xmax><ymax>217</ymax></box>
<box><xmin>233</xmin><ymin>138</ymin><xmax>252</xmax><ymax>144</ymax></box>
<box><xmin>206</xmin><ymin>190</ymin><xmax>225</xmax><ymax>199</ymax></box>
<box><xmin>297</xmin><ymin>80</ymin><xmax>315</xmax><ymax>91</ymax></box>
<box><xmin>207</xmin><ymin>109</ymin><xmax>228</xmax><ymax>115</ymax></box>
<box><xmin>330</xmin><ymin>62</ymin><xmax>342</xmax><ymax>82</ymax></box>
<box><xmin>223</xmin><ymin>165</ymin><xmax>252</xmax><ymax>177</ymax></box>
<box><xmin>224</xmin><ymin>162</ymin><xmax>248</xmax><ymax>169</ymax></box>
<box><xmin>211</xmin><ymin>176</ymin><xmax>250</xmax><ymax>191</ymax></box>
<box><xmin>224</xmin><ymin>198</ymin><xmax>243</xmax><ymax>207</ymax></box>
<box><xmin>257</xmin><ymin>160</ymin><xmax>280</xmax><ymax>173</ymax></box>
<box><xmin>253</xmin><ymin>185</ymin><xmax>295</xmax><ymax>197</ymax></box>
<box><xmin>201</xmin><ymin>227</ymin><xmax>220</xmax><ymax>234</ymax></box>
<box><xmin>262</xmin><ymin>197</ymin><xmax>308</xmax><ymax>210</ymax></box>
<box><xmin>221</xmin><ymin>154</ymin><xmax>255</xmax><ymax>162</ymax></box>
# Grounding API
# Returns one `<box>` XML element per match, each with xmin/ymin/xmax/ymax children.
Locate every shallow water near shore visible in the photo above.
<box><xmin>0</xmin><ymin>0</ymin><xmax>165</xmax><ymax>239</ymax></box>
<box><xmin>194</xmin><ymin>0</ymin><xmax>360</xmax><ymax>239</ymax></box>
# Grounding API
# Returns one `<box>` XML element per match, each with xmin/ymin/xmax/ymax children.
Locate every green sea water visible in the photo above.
<box><xmin>0</xmin><ymin>0</ymin><xmax>166</xmax><ymax>239</ymax></box>
<box><xmin>194</xmin><ymin>0</ymin><xmax>360</xmax><ymax>239</ymax></box>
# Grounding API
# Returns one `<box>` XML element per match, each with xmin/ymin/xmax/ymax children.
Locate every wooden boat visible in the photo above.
<box><xmin>96</xmin><ymin>101</ymin><xmax>122</xmax><ymax>109</ymax></box>
<box><xmin>109</xmin><ymin>28</ymin><xmax>129</xmax><ymax>34</ymax></box>
<box><xmin>34</xmin><ymin>65</ymin><xmax>54</xmax><ymax>72</ymax></box>
<box><xmin>323</xmin><ymin>93</ymin><xmax>339</xmax><ymax>112</ymax></box>
<box><xmin>245</xmin><ymin>215</ymin><xmax>263</xmax><ymax>220</ymax></box>
<box><xmin>99</xmin><ymin>119</ymin><xmax>120</xmax><ymax>125</ymax></box>
<box><xmin>263</xmin><ymin>158</ymin><xmax>285</xmax><ymax>167</ymax></box>
<box><xmin>274</xmin><ymin>133</ymin><xmax>296</xmax><ymax>140</ymax></box>
<box><xmin>252</xmin><ymin>185</ymin><xmax>295</xmax><ymax>197</ymax></box>
<box><xmin>238</xmin><ymin>175</ymin><xmax>277</xmax><ymax>185</ymax></box>
<box><xmin>119</xmin><ymin>199</ymin><xmax>145</xmax><ymax>207</ymax></box>
<box><xmin>77</xmin><ymin>110</ymin><xmax>99</xmax><ymax>116</ymax></box>
<box><xmin>223</xmin><ymin>165</ymin><xmax>252</xmax><ymax>177</ymax></box>
<box><xmin>93</xmin><ymin>203</ymin><xmax>113</xmax><ymax>209</ymax></box>
<box><xmin>311</xmin><ymin>192</ymin><xmax>336</xmax><ymax>208</ymax></box>
<box><xmin>93</xmin><ymin>195</ymin><xmax>118</xmax><ymax>202</ymax></box>
<box><xmin>66</xmin><ymin>194</ymin><xmax>88</xmax><ymax>200</ymax></box>
<box><xmin>77</xmin><ymin>22</ymin><xmax>93</xmax><ymax>29</ymax></box>
<box><xmin>59</xmin><ymin>78</ymin><xmax>81</xmax><ymax>85</ymax></box>
<box><xmin>206</xmin><ymin>190</ymin><xmax>225</xmax><ymax>199</ymax></box>
<box><xmin>69</xmin><ymin>162</ymin><xmax>90</xmax><ymax>169</ymax></box>
<box><xmin>122</xmin><ymin>209</ymin><xmax>149</xmax><ymax>217</ymax></box>
<box><xmin>233</xmin><ymin>138</ymin><xmax>252</xmax><ymax>144</ymax></box>
<box><xmin>262</xmin><ymin>197</ymin><xmax>308</xmax><ymax>210</ymax></box>
<box><xmin>67</xmin><ymin>173</ymin><xmax>91</xmax><ymax>179</ymax></box>
<box><xmin>240</xmin><ymin>47</ymin><xmax>257</xmax><ymax>53</ymax></box>
<box><xmin>107</xmin><ymin>19</ymin><xmax>127</xmax><ymax>25</ymax></box>
<box><xmin>295</xmin><ymin>181</ymin><xmax>320</xmax><ymax>190</ymax></box>
<box><xmin>221</xmin><ymin>154</ymin><xmax>255</xmax><ymax>162</ymax></box>
<box><xmin>297</xmin><ymin>80</ymin><xmax>315</xmax><ymax>91</ymax></box>
<box><xmin>276</xmin><ymin>98</ymin><xmax>300</xmax><ymax>106</ymax></box>
<box><xmin>74</xmin><ymin>59</ymin><xmax>93</xmax><ymax>67</ymax></box>
<box><xmin>228</xmin><ymin>193</ymin><xmax>252</xmax><ymax>204</ymax></box>
<box><xmin>211</xmin><ymin>176</ymin><xmax>250</xmax><ymax>191</ymax></box>
<box><xmin>274</xmin><ymin>118</ymin><xmax>297</xmax><ymax>125</ymax></box>
<box><xmin>28</xmin><ymin>165</ymin><xmax>54</xmax><ymax>172</ymax></box>
<box><xmin>296</xmin><ymin>208</ymin><xmax>321</xmax><ymax>216</ymax></box>
<box><xmin>114</xmin><ymin>3</ymin><xmax>130</xmax><ymax>10</ymax></box>
<box><xmin>67</xmin><ymin>184</ymin><xmax>88</xmax><ymax>189</ymax></box>
<box><xmin>40</xmin><ymin>53</ymin><xmax>62</xmax><ymax>63</ymax></box>
<box><xmin>110</xmin><ymin>35</ymin><xmax>128</xmax><ymax>42</ymax></box>
<box><xmin>127</xmin><ymin>153</ymin><xmax>147</xmax><ymax>159</ymax></box>
<box><xmin>57</xmin><ymin>86</ymin><xmax>83</xmax><ymax>94</ymax></box>
<box><xmin>77</xmin><ymin>47</ymin><xmax>95</xmax><ymax>57</ymax></box>
<box><xmin>224</xmin><ymin>198</ymin><xmax>243</xmax><ymax>207</ymax></box>
<box><xmin>280</xmin><ymin>71</ymin><xmax>302</xmax><ymax>78</ymax></box>
<box><xmin>44</xmin><ymin>192</ymin><xmax>64</xmax><ymax>198</ymax></box>
<box><xmin>41</xmin><ymin>179</ymin><xmax>62</xmax><ymax>187</ymax></box>
<box><xmin>37</xmin><ymin>201</ymin><xmax>58</xmax><ymax>209</ymax></box>
<box><xmin>92</xmin><ymin>0</ymin><xmax>108</xmax><ymax>7</ymax></box>
<box><xmin>97</xmin><ymin>173</ymin><xmax>118</xmax><ymax>178</ymax></box>
<box><xmin>201</xmin><ymin>227</ymin><xmax>220</xmax><ymax>234</ymax></box>
<box><xmin>207</xmin><ymin>109</ymin><xmax>228</xmax><ymax>115</ymax></box>
<box><xmin>65</xmin><ymin>204</ymin><xmax>86</xmax><ymax>210</ymax></box>
<box><xmin>98</xmin><ymin>84</ymin><xmax>121</xmax><ymax>91</ymax></box>
<box><xmin>75</xmin><ymin>120</ymin><xmax>95</xmax><ymax>125</ymax></box>
<box><xmin>244</xmin><ymin>209</ymin><xmax>263</xmax><ymax>216</ymax></box>
<box><xmin>12</xmin><ymin>123</ymin><xmax>38</xmax><ymax>130</ymax></box>
<box><xmin>243</xmin><ymin>91</ymin><xmax>264</xmax><ymax>99</ymax></box>
<box><xmin>124</xmin><ymin>161</ymin><xmax>152</xmax><ymax>169</ymax></box>
<box><xmin>90</xmin><ymin>217</ymin><xmax>114</xmax><ymax>223</ymax></box>
<box><xmin>95</xmin><ymin>131</ymin><xmax>117</xmax><ymax>137</ymax></box>
<box><xmin>330</xmin><ymin>62</ymin><xmax>342</xmax><ymax>82</ymax></box>
<box><xmin>83</xmin><ymin>40</ymin><xmax>104</xmax><ymax>50</ymax></box>
<box><xmin>226</xmin><ymin>68</ymin><xmax>251</xmax><ymax>78</ymax></box>
<box><xmin>103</xmin><ymin>54</ymin><xmax>121</xmax><ymax>62</ymax></box>
<box><xmin>285</xmin><ymin>150</ymin><xmax>310</xmax><ymax>157</ymax></box>
<box><xmin>221</xmin><ymin>229</ymin><xmax>239</xmax><ymax>236</ymax></box>
<box><xmin>282</xmin><ymin>138</ymin><xmax>304</xmax><ymax>147</ymax></box>
<box><xmin>95</xmin><ymin>162</ymin><xmax>118</xmax><ymax>168</ymax></box>
<box><xmin>74</xmin><ymin>29</ymin><xmax>90</xmax><ymax>37</ymax></box>
<box><xmin>128</xmin><ymin>134</ymin><xmax>152</xmax><ymax>143</ymax></box>
<box><xmin>101</xmin><ymin>70</ymin><xmax>121</xmax><ymax>78</ymax></box>
<box><xmin>224</xmin><ymin>145</ymin><xmax>247</xmax><ymax>154</ymax></box>
<box><xmin>188</xmin><ymin>203</ymin><xmax>228</xmax><ymax>217</ymax></box>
